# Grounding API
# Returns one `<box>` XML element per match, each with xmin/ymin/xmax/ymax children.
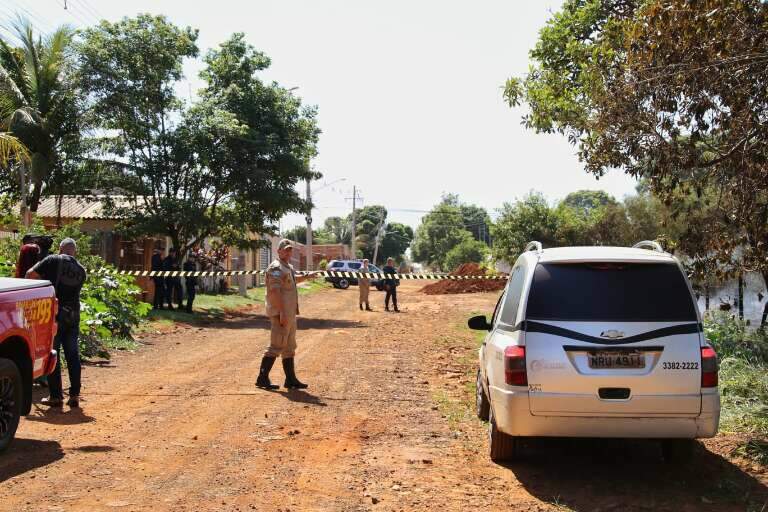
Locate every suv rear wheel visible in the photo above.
<box><xmin>661</xmin><ymin>439</ymin><xmax>695</xmax><ymax>463</ymax></box>
<box><xmin>488</xmin><ymin>406</ymin><xmax>518</xmax><ymax>462</ymax></box>
<box><xmin>0</xmin><ymin>358</ymin><xmax>22</xmax><ymax>452</ymax></box>
<box><xmin>337</xmin><ymin>278</ymin><xmax>350</xmax><ymax>290</ymax></box>
<box><xmin>476</xmin><ymin>369</ymin><xmax>490</xmax><ymax>421</ymax></box>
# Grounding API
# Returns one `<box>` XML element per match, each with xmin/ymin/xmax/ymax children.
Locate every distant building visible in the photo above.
<box><xmin>8</xmin><ymin>195</ymin><xmax>274</xmax><ymax>299</ymax></box>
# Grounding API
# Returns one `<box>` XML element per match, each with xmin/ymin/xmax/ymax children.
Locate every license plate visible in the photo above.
<box><xmin>588</xmin><ymin>351</ymin><xmax>644</xmax><ymax>369</ymax></box>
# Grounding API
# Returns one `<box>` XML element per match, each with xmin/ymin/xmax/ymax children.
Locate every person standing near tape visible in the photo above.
<box><xmin>358</xmin><ymin>258</ymin><xmax>372</xmax><ymax>311</ymax></box>
<box><xmin>383</xmin><ymin>257</ymin><xmax>400</xmax><ymax>312</ymax></box>
<box><xmin>256</xmin><ymin>239</ymin><xmax>317</xmax><ymax>390</ymax></box>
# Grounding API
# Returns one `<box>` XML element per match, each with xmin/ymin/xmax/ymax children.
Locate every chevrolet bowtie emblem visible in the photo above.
<box><xmin>600</xmin><ymin>330</ymin><xmax>625</xmax><ymax>339</ymax></box>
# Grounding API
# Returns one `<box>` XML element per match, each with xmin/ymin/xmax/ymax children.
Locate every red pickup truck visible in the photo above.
<box><xmin>0</xmin><ymin>277</ymin><xmax>58</xmax><ymax>452</ymax></box>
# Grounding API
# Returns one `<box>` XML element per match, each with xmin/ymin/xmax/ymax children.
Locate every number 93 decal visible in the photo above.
<box><xmin>662</xmin><ymin>361</ymin><xmax>699</xmax><ymax>370</ymax></box>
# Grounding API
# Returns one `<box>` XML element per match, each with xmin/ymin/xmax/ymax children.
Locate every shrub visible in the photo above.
<box><xmin>444</xmin><ymin>239</ymin><xmax>488</xmax><ymax>272</ymax></box>
<box><xmin>703</xmin><ymin>312</ymin><xmax>768</xmax><ymax>437</ymax></box>
<box><xmin>0</xmin><ymin>219</ymin><xmax>151</xmax><ymax>357</ymax></box>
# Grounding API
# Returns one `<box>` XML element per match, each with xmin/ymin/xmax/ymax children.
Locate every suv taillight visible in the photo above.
<box><xmin>504</xmin><ymin>346</ymin><xmax>527</xmax><ymax>386</ymax></box>
<box><xmin>701</xmin><ymin>346</ymin><xmax>718</xmax><ymax>388</ymax></box>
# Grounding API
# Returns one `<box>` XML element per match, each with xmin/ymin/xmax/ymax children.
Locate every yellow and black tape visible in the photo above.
<box><xmin>0</xmin><ymin>260</ymin><xmax>507</xmax><ymax>280</ymax></box>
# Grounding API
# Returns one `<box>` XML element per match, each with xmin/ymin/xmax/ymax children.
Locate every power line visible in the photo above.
<box><xmin>71</xmin><ymin>0</ymin><xmax>102</xmax><ymax>22</ymax></box>
<box><xmin>53</xmin><ymin>0</ymin><xmax>91</xmax><ymax>27</ymax></box>
<box><xmin>2</xmin><ymin>0</ymin><xmax>55</xmax><ymax>33</ymax></box>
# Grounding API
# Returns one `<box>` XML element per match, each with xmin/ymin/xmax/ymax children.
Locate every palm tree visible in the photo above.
<box><xmin>0</xmin><ymin>132</ymin><xmax>29</xmax><ymax>167</ymax></box>
<box><xmin>0</xmin><ymin>18</ymin><xmax>76</xmax><ymax>212</ymax></box>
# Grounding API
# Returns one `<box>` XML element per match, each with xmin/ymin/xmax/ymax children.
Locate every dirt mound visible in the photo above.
<box><xmin>420</xmin><ymin>263</ymin><xmax>507</xmax><ymax>295</ymax></box>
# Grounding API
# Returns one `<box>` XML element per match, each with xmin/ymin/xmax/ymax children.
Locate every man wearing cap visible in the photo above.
<box><xmin>256</xmin><ymin>238</ymin><xmax>317</xmax><ymax>390</ymax></box>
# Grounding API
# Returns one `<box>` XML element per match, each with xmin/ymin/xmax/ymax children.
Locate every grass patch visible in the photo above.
<box><xmin>433</xmin><ymin>389</ymin><xmax>474</xmax><ymax>430</ymax></box>
<box><xmin>704</xmin><ymin>312</ymin><xmax>768</xmax><ymax>465</ymax></box>
<box><xmin>141</xmin><ymin>281</ymin><xmax>330</xmax><ymax>327</ymax></box>
<box><xmin>103</xmin><ymin>337</ymin><xmax>140</xmax><ymax>352</ymax></box>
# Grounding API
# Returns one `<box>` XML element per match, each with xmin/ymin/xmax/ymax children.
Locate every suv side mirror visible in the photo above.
<box><xmin>468</xmin><ymin>315</ymin><xmax>491</xmax><ymax>331</ymax></box>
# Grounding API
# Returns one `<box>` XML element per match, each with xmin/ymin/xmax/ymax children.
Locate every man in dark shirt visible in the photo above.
<box><xmin>383</xmin><ymin>257</ymin><xmax>400</xmax><ymax>312</ymax></box>
<box><xmin>27</xmin><ymin>238</ymin><xmax>87</xmax><ymax>408</ymax></box>
<box><xmin>183</xmin><ymin>255</ymin><xmax>198</xmax><ymax>313</ymax></box>
<box><xmin>151</xmin><ymin>248</ymin><xmax>165</xmax><ymax>310</ymax></box>
<box><xmin>163</xmin><ymin>248</ymin><xmax>183</xmax><ymax>310</ymax></box>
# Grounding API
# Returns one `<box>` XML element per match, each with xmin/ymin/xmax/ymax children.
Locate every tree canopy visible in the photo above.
<box><xmin>505</xmin><ymin>0</ymin><xmax>768</xmax><ymax>285</ymax></box>
<box><xmin>78</xmin><ymin>17</ymin><xmax>319</xmax><ymax>253</ymax></box>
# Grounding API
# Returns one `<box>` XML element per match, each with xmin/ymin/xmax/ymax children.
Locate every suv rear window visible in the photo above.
<box><xmin>525</xmin><ymin>262</ymin><xmax>697</xmax><ymax>322</ymax></box>
<box><xmin>330</xmin><ymin>261</ymin><xmax>344</xmax><ymax>268</ymax></box>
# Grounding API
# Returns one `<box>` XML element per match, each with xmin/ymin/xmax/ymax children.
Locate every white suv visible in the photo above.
<box><xmin>472</xmin><ymin>241</ymin><xmax>720</xmax><ymax>462</ymax></box>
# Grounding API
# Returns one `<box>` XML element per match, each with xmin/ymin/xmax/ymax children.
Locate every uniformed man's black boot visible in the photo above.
<box><xmin>282</xmin><ymin>358</ymin><xmax>308</xmax><ymax>389</ymax></box>
<box><xmin>256</xmin><ymin>356</ymin><xmax>279</xmax><ymax>390</ymax></box>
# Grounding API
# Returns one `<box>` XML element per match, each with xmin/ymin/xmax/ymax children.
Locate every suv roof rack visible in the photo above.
<box><xmin>524</xmin><ymin>241</ymin><xmax>543</xmax><ymax>254</ymax></box>
<box><xmin>632</xmin><ymin>240</ymin><xmax>665</xmax><ymax>253</ymax></box>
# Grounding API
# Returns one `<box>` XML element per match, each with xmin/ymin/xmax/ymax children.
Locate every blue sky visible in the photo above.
<box><xmin>2</xmin><ymin>0</ymin><xmax>637</xmax><ymax>231</ymax></box>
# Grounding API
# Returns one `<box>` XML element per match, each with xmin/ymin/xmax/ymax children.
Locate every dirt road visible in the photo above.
<box><xmin>1</xmin><ymin>283</ymin><xmax>766</xmax><ymax>511</ymax></box>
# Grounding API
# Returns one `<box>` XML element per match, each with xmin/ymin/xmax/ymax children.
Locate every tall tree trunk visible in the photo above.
<box><xmin>738</xmin><ymin>272</ymin><xmax>745</xmax><ymax>320</ymax></box>
<box><xmin>761</xmin><ymin>272</ymin><xmax>768</xmax><ymax>327</ymax></box>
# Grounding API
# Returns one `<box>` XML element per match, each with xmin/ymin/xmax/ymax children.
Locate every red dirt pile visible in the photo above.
<box><xmin>420</xmin><ymin>263</ymin><xmax>507</xmax><ymax>295</ymax></box>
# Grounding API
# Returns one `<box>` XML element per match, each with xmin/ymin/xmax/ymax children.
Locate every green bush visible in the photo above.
<box><xmin>443</xmin><ymin>238</ymin><xmax>488</xmax><ymax>272</ymax></box>
<box><xmin>0</xmin><ymin>219</ymin><xmax>151</xmax><ymax>357</ymax></box>
<box><xmin>703</xmin><ymin>312</ymin><xmax>768</xmax><ymax>438</ymax></box>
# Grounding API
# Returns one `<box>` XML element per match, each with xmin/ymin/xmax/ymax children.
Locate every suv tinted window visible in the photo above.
<box><xmin>349</xmin><ymin>262</ymin><xmax>362</xmax><ymax>269</ymax></box>
<box><xmin>330</xmin><ymin>261</ymin><xmax>344</xmax><ymax>268</ymax></box>
<box><xmin>499</xmin><ymin>267</ymin><xmax>525</xmax><ymax>325</ymax></box>
<box><xmin>525</xmin><ymin>262</ymin><xmax>697</xmax><ymax>322</ymax></box>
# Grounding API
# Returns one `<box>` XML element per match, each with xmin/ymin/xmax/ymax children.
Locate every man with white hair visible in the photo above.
<box><xmin>27</xmin><ymin>237</ymin><xmax>87</xmax><ymax>408</ymax></box>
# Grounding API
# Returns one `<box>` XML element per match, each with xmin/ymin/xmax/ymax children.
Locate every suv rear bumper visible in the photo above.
<box><xmin>489</xmin><ymin>386</ymin><xmax>720</xmax><ymax>439</ymax></box>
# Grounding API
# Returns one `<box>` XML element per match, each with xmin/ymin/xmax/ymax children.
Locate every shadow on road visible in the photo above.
<box><xmin>25</xmin><ymin>406</ymin><xmax>96</xmax><ymax>426</ymax></box>
<box><xmin>501</xmin><ymin>438</ymin><xmax>768</xmax><ymax>510</ymax></box>
<box><xmin>0</xmin><ymin>438</ymin><xmax>64</xmax><ymax>483</ymax></box>
<box><xmin>279</xmin><ymin>389</ymin><xmax>327</xmax><ymax>407</ymax></box>
<box><xmin>161</xmin><ymin>314</ymin><xmax>366</xmax><ymax>331</ymax></box>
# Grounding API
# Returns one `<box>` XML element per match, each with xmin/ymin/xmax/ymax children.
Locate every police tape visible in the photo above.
<box><xmin>90</xmin><ymin>269</ymin><xmax>509</xmax><ymax>280</ymax></box>
<box><xmin>0</xmin><ymin>260</ymin><xmax>507</xmax><ymax>280</ymax></box>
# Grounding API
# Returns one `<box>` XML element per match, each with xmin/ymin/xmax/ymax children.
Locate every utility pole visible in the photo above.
<box><xmin>372</xmin><ymin>209</ymin><xmax>387</xmax><ymax>266</ymax></box>
<box><xmin>305</xmin><ymin>178</ymin><xmax>313</xmax><ymax>271</ymax></box>
<box><xmin>350</xmin><ymin>186</ymin><xmax>358</xmax><ymax>258</ymax></box>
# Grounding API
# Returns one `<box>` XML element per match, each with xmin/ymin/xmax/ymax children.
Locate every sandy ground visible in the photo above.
<box><xmin>0</xmin><ymin>282</ymin><xmax>766</xmax><ymax>511</ymax></box>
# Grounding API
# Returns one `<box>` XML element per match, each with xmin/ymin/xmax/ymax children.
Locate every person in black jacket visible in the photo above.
<box><xmin>383</xmin><ymin>257</ymin><xmax>400</xmax><ymax>312</ymax></box>
<box><xmin>183</xmin><ymin>255</ymin><xmax>198</xmax><ymax>313</ymax></box>
<box><xmin>151</xmin><ymin>248</ymin><xmax>165</xmax><ymax>310</ymax></box>
<box><xmin>163</xmin><ymin>248</ymin><xmax>183</xmax><ymax>310</ymax></box>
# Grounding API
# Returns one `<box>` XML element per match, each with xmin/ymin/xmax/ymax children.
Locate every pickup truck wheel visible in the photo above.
<box><xmin>476</xmin><ymin>369</ymin><xmax>490</xmax><ymax>421</ymax></box>
<box><xmin>488</xmin><ymin>406</ymin><xmax>518</xmax><ymax>462</ymax></box>
<box><xmin>337</xmin><ymin>278</ymin><xmax>350</xmax><ymax>290</ymax></box>
<box><xmin>0</xmin><ymin>359</ymin><xmax>22</xmax><ymax>453</ymax></box>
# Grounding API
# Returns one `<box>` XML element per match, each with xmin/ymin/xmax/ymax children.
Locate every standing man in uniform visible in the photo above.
<box><xmin>183</xmin><ymin>254</ymin><xmax>198</xmax><ymax>313</ymax></box>
<box><xmin>383</xmin><ymin>257</ymin><xmax>400</xmax><ymax>312</ymax></box>
<box><xmin>163</xmin><ymin>247</ymin><xmax>183</xmax><ymax>310</ymax></box>
<box><xmin>256</xmin><ymin>239</ymin><xmax>317</xmax><ymax>390</ymax></box>
<box><xmin>151</xmin><ymin>247</ymin><xmax>165</xmax><ymax>310</ymax></box>
<box><xmin>358</xmin><ymin>259</ymin><xmax>372</xmax><ymax>311</ymax></box>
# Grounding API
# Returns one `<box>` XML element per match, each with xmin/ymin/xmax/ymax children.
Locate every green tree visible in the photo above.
<box><xmin>79</xmin><ymin>20</ymin><xmax>318</xmax><ymax>254</ymax></box>
<box><xmin>378</xmin><ymin>222</ymin><xmax>413</xmax><ymax>263</ymax></box>
<box><xmin>491</xmin><ymin>192</ymin><xmax>559</xmax><ymax>264</ymax></box>
<box><xmin>444</xmin><ymin>238</ymin><xmax>488</xmax><ymax>271</ymax></box>
<box><xmin>507</xmin><ymin>0</ymin><xmax>768</xmax><ymax>319</ymax></box>
<box><xmin>319</xmin><ymin>216</ymin><xmax>351</xmax><ymax>244</ymax></box>
<box><xmin>0</xmin><ymin>18</ymin><xmax>82</xmax><ymax>210</ymax></box>
<box><xmin>282</xmin><ymin>226</ymin><xmax>308</xmax><ymax>244</ymax></box>
<box><xmin>411</xmin><ymin>196</ymin><xmax>474</xmax><ymax>270</ymax></box>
